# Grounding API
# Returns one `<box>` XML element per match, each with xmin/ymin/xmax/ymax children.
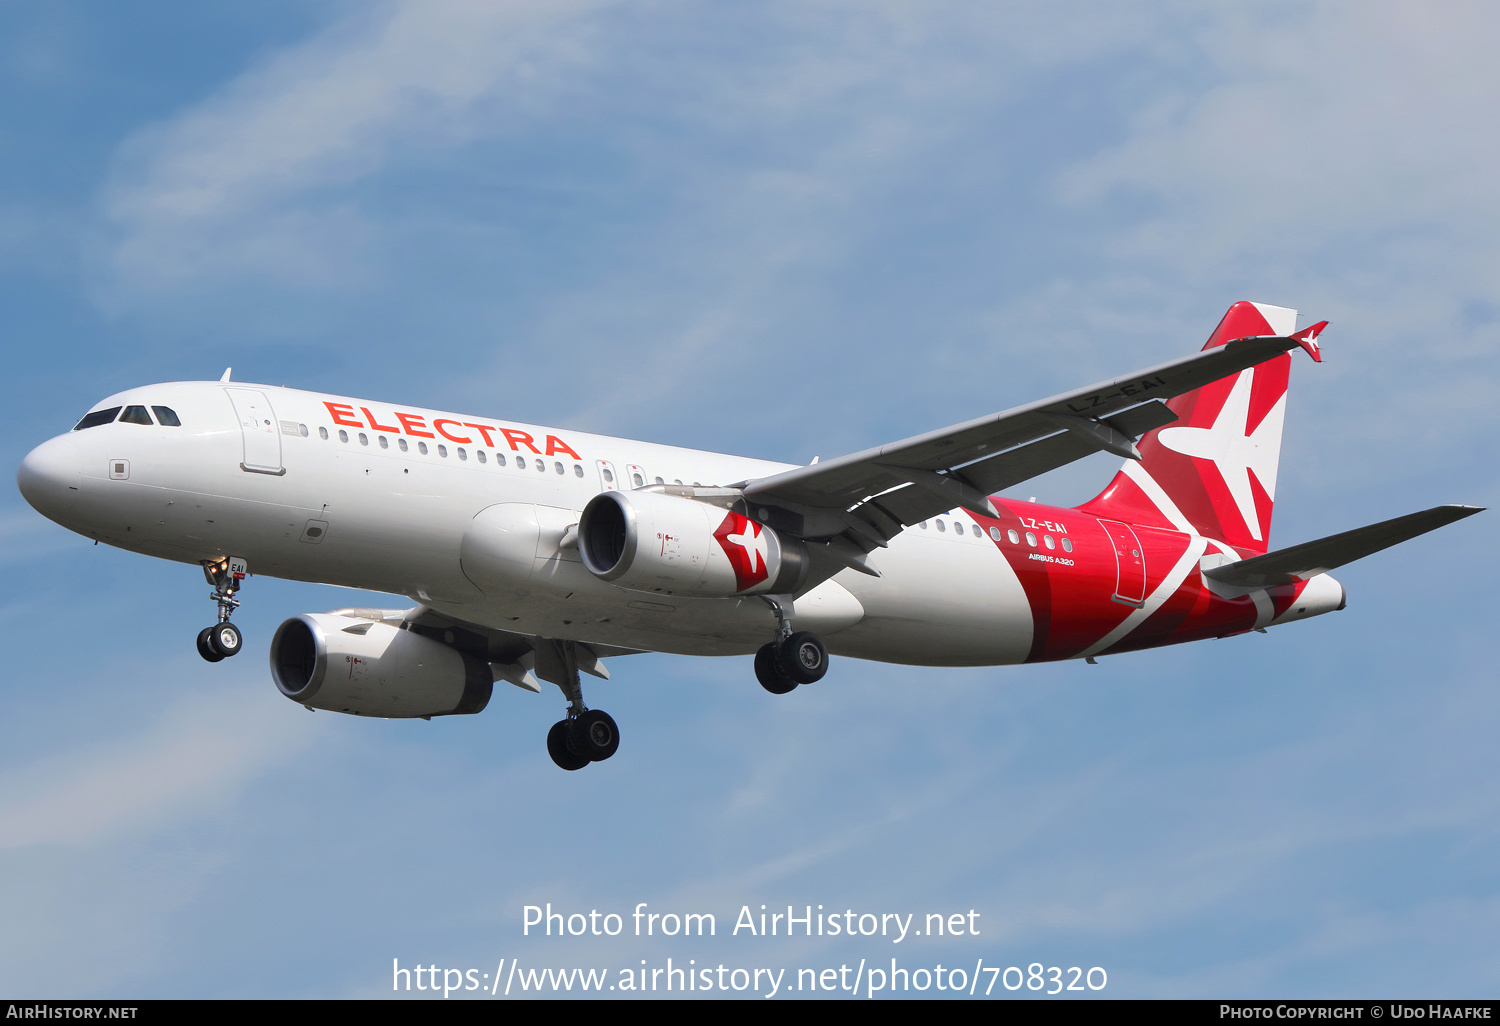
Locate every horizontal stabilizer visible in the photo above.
<box><xmin>1204</xmin><ymin>504</ymin><xmax>1484</xmax><ymax>587</ymax></box>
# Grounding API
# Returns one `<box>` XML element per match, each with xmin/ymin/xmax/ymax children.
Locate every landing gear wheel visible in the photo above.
<box><xmin>777</xmin><ymin>631</ymin><xmax>828</xmax><ymax>685</ymax></box>
<box><xmin>567</xmin><ymin>710</ymin><xmax>620</xmax><ymax>762</ymax></box>
<box><xmin>209</xmin><ymin>622</ymin><xmax>243</xmax><ymax>658</ymax></box>
<box><xmin>197</xmin><ymin>627</ymin><xmax>225</xmax><ymax>663</ymax></box>
<box><xmin>547</xmin><ymin>720</ymin><xmax>589</xmax><ymax>771</ymax></box>
<box><xmin>755</xmin><ymin>643</ymin><xmax>798</xmax><ymax>694</ymax></box>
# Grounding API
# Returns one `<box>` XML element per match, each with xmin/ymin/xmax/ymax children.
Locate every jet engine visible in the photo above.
<box><xmin>577</xmin><ymin>489</ymin><xmax>808</xmax><ymax>597</ymax></box>
<box><xmin>269</xmin><ymin>613</ymin><xmax>493</xmax><ymax>718</ymax></box>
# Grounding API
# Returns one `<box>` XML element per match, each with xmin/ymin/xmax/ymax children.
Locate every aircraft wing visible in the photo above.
<box><xmin>401</xmin><ymin>606</ymin><xmax>641</xmax><ymax>691</ymax></box>
<box><xmin>734</xmin><ymin>332</ymin><xmax>1321</xmax><ymax>555</ymax></box>
<box><xmin>1203</xmin><ymin>505</ymin><xmax>1484</xmax><ymax>588</ymax></box>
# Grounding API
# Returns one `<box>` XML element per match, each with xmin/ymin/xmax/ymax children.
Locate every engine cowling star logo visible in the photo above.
<box><xmin>713</xmin><ymin>512</ymin><xmax>771</xmax><ymax>591</ymax></box>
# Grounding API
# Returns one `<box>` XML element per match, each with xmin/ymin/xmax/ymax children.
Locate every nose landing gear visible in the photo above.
<box><xmin>196</xmin><ymin>623</ymin><xmax>243</xmax><ymax>662</ymax></box>
<box><xmin>754</xmin><ymin>596</ymin><xmax>829</xmax><ymax>694</ymax></box>
<box><xmin>197</xmin><ymin>556</ymin><xmax>247</xmax><ymax>662</ymax></box>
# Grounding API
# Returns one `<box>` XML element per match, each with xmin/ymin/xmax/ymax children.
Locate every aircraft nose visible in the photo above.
<box><xmin>17</xmin><ymin>434</ymin><xmax>83</xmax><ymax>522</ymax></box>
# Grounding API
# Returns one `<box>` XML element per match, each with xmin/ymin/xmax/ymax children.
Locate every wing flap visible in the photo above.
<box><xmin>739</xmin><ymin>336</ymin><xmax>1292</xmax><ymax>544</ymax></box>
<box><xmin>742</xmin><ymin>334</ymin><xmax>1305</xmax><ymax>522</ymax></box>
<box><xmin>404</xmin><ymin>605</ymin><xmax>644</xmax><ymax>664</ymax></box>
<box><xmin>957</xmin><ymin>430</ymin><xmax>1100</xmax><ymax>498</ymax></box>
<box><xmin>744</xmin><ymin>333</ymin><xmax>1308</xmax><ymax>510</ymax></box>
<box><xmin>1203</xmin><ymin>505</ymin><xmax>1484</xmax><ymax>588</ymax></box>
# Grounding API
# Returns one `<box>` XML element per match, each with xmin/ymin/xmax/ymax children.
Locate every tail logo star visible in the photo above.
<box><xmin>1157</xmin><ymin>366</ymin><xmax>1284</xmax><ymax>542</ymax></box>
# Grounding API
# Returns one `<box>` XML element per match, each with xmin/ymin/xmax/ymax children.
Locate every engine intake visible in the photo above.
<box><xmin>270</xmin><ymin>613</ymin><xmax>492</xmax><ymax>718</ymax></box>
<box><xmin>578</xmin><ymin>489</ymin><xmax>807</xmax><ymax>597</ymax></box>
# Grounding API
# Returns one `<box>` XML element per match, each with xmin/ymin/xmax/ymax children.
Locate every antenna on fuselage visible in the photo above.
<box><xmin>220</xmin><ymin>368</ymin><xmax>232</xmax><ymax>382</ymax></box>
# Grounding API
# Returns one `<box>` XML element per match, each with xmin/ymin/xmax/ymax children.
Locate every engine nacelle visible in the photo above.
<box><xmin>270</xmin><ymin>613</ymin><xmax>493</xmax><ymax>718</ymax></box>
<box><xmin>578</xmin><ymin>489</ymin><xmax>808</xmax><ymax>597</ymax></box>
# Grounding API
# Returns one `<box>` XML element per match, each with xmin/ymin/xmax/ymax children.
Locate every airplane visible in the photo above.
<box><xmin>15</xmin><ymin>301</ymin><xmax>1483</xmax><ymax>771</ymax></box>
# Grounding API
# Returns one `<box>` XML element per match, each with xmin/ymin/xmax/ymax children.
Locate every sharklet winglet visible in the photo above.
<box><xmin>1290</xmin><ymin>321</ymin><xmax>1328</xmax><ymax>363</ymax></box>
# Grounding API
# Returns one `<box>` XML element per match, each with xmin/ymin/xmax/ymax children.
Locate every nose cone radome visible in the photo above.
<box><xmin>17</xmin><ymin>434</ymin><xmax>83</xmax><ymax>523</ymax></box>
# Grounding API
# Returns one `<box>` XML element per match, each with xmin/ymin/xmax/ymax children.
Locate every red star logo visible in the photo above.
<box><xmin>713</xmin><ymin>512</ymin><xmax>771</xmax><ymax>591</ymax></box>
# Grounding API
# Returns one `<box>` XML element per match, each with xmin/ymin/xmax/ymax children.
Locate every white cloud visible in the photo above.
<box><xmin>93</xmin><ymin>1</ymin><xmax>1187</xmax><ymax>309</ymax></box>
<box><xmin>1058</xmin><ymin>2</ymin><xmax>1500</xmax><ymax>330</ymax></box>
<box><xmin>100</xmin><ymin>0</ymin><xmax>605</xmax><ymax>296</ymax></box>
<box><xmin>0</xmin><ymin>687</ymin><xmax>321</xmax><ymax>848</ymax></box>
<box><xmin>1029</xmin><ymin>1</ymin><xmax>1500</xmax><ymax>494</ymax></box>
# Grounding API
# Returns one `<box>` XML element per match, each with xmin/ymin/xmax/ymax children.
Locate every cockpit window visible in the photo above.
<box><xmin>152</xmin><ymin>406</ymin><xmax>181</xmax><ymax>427</ymax></box>
<box><xmin>119</xmin><ymin>405</ymin><xmax>153</xmax><ymax>425</ymax></box>
<box><xmin>73</xmin><ymin>407</ymin><xmax>121</xmax><ymax>430</ymax></box>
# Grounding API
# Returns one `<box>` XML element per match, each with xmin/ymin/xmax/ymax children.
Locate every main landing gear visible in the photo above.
<box><xmin>754</xmin><ymin>597</ymin><xmax>828</xmax><ymax>695</ymax></box>
<box><xmin>197</xmin><ymin>556</ymin><xmax>247</xmax><ymax>663</ymax></box>
<box><xmin>542</xmin><ymin>640</ymin><xmax>620</xmax><ymax>771</ymax></box>
<box><xmin>546</xmin><ymin>710</ymin><xmax>620</xmax><ymax>771</ymax></box>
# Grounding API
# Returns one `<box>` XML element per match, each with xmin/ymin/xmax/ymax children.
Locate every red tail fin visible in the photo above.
<box><xmin>1077</xmin><ymin>301</ymin><xmax>1301</xmax><ymax>554</ymax></box>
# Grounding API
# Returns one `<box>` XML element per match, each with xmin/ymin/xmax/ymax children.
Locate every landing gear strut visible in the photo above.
<box><xmin>540</xmin><ymin>640</ymin><xmax>620</xmax><ymax>771</ymax></box>
<box><xmin>197</xmin><ymin>556</ymin><xmax>247</xmax><ymax>662</ymax></box>
<box><xmin>754</xmin><ymin>596</ymin><xmax>828</xmax><ymax>694</ymax></box>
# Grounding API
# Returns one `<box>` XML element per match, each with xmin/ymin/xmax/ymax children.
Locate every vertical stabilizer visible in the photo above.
<box><xmin>1076</xmin><ymin>301</ymin><xmax>1298</xmax><ymax>554</ymax></box>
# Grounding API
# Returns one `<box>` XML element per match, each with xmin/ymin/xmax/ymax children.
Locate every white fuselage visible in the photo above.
<box><xmin>19</xmin><ymin>381</ymin><xmax>1038</xmax><ymax>666</ymax></box>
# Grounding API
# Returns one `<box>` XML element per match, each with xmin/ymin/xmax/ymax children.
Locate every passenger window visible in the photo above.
<box><xmin>378</xmin><ymin>436</ymin><xmax>389</xmax><ymax>449</ymax></box>
<box><xmin>556</xmin><ymin>462</ymin><xmax>564</xmax><ymax>475</ymax></box>
<box><xmin>936</xmin><ymin>520</ymin><xmax>946</xmax><ymax>533</ymax></box>
<box><xmin>398</xmin><ymin>438</ymin><xmax>408</xmax><ymax>452</ymax></box>
<box><xmin>151</xmin><ymin>406</ymin><xmax>182</xmax><ymax>427</ymax></box>
<box><xmin>919</xmin><ymin>521</ymin><xmax>927</xmax><ymax>529</ymax></box>
<box><xmin>319</xmin><ymin>426</ymin><xmax>329</xmax><ymax>440</ymax></box>
<box><xmin>358</xmin><ymin>432</ymin><xmax>368</xmax><ymax>446</ymax></box>
<box><xmin>632</xmin><ymin>473</ymin><xmax>644</xmax><ymax>487</ymax></box>
<box><xmin>1061</xmin><ymin>538</ymin><xmax>1073</xmax><ymax>553</ymax></box>
<box><xmin>1044</xmin><ymin>535</ymin><xmax>1055</xmax><ymax>549</ymax></box>
<box><xmin>73</xmin><ymin>407</ymin><xmax>122</xmax><ymax>430</ymax></box>
<box><xmin>338</xmin><ymin>429</ymin><xmax>349</xmax><ymax>443</ymax></box>
<box><xmin>418</xmin><ymin>441</ymin><xmax>428</xmax><ymax>455</ymax></box>
<box><xmin>458</xmin><ymin>447</ymin><xmax>467</xmax><ymax>461</ymax></box>
<box><xmin>537</xmin><ymin>460</ymin><xmax>546</xmax><ymax>472</ymax></box>
<box><xmin>954</xmin><ymin>522</ymin><xmax>965</xmax><ymax>536</ymax></box>
<box><xmin>517</xmin><ymin>456</ymin><xmax>527</xmax><ymax>470</ymax></box>
<box><xmin>477</xmin><ymin>450</ymin><xmax>487</xmax><ymax>464</ymax></box>
<box><xmin>438</xmin><ymin>444</ymin><xmax>448</xmax><ymax>458</ymax></box>
<box><xmin>655</xmin><ymin>476</ymin><xmax>664</xmax><ymax>485</ymax></box>
<box><xmin>120</xmin><ymin>405</ymin><xmax>153</xmax><ymax>425</ymax></box>
<box><xmin>989</xmin><ymin>526</ymin><xmax>1002</xmax><ymax>541</ymax></box>
<box><xmin>496</xmin><ymin>452</ymin><xmax>506</xmax><ymax>466</ymax></box>
<box><xmin>1008</xmin><ymin>529</ymin><xmax>1020</xmax><ymax>544</ymax></box>
<box><xmin>1025</xmin><ymin>532</ymin><xmax>1037</xmax><ymax>547</ymax></box>
<box><xmin>297</xmin><ymin>423</ymin><xmax>308</xmax><ymax>437</ymax></box>
<box><xmin>602</xmin><ymin>468</ymin><xmax>612</xmax><ymax>482</ymax></box>
<box><xmin>575</xmin><ymin>465</ymin><xmax>585</xmax><ymax>478</ymax></box>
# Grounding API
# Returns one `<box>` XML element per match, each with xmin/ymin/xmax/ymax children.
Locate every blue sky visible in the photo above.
<box><xmin>2</xmin><ymin>1</ymin><xmax>1497</xmax><ymax>999</ymax></box>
